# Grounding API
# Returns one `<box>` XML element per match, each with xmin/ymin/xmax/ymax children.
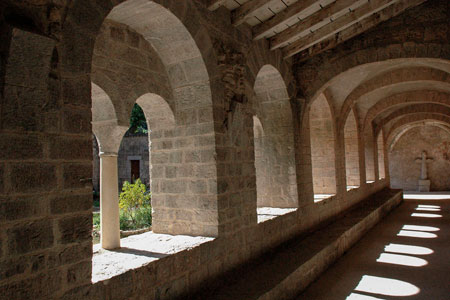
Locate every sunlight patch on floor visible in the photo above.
<box><xmin>402</xmin><ymin>224</ymin><xmax>440</xmax><ymax>232</ymax></box>
<box><xmin>384</xmin><ymin>243</ymin><xmax>433</xmax><ymax>255</ymax></box>
<box><xmin>346</xmin><ymin>293</ymin><xmax>385</xmax><ymax>300</ymax></box>
<box><xmin>376</xmin><ymin>253</ymin><xmax>427</xmax><ymax>267</ymax></box>
<box><xmin>354</xmin><ymin>275</ymin><xmax>420</xmax><ymax>297</ymax></box>
<box><xmin>411</xmin><ymin>213</ymin><xmax>442</xmax><ymax>218</ymax></box>
<box><xmin>397</xmin><ymin>230</ymin><xmax>437</xmax><ymax>238</ymax></box>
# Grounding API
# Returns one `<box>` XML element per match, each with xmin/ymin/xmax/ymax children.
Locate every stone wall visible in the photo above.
<box><xmin>117</xmin><ymin>133</ymin><xmax>150</xmax><ymax>189</ymax></box>
<box><xmin>389</xmin><ymin>125</ymin><xmax>450</xmax><ymax>191</ymax></box>
<box><xmin>0</xmin><ymin>0</ymin><xmax>446</xmax><ymax>299</ymax></box>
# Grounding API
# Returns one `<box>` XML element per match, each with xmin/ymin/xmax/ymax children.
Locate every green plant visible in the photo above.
<box><xmin>119</xmin><ymin>179</ymin><xmax>151</xmax><ymax>229</ymax></box>
<box><xmin>130</xmin><ymin>104</ymin><xmax>148</xmax><ymax>134</ymax></box>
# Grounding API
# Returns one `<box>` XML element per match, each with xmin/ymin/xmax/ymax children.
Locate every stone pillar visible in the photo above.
<box><xmin>100</xmin><ymin>152</ymin><xmax>120</xmax><ymax>249</ymax></box>
<box><xmin>93</xmin><ymin>122</ymin><xmax>128</xmax><ymax>249</ymax></box>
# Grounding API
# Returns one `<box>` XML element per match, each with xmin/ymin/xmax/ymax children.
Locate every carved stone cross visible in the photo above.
<box><xmin>415</xmin><ymin>151</ymin><xmax>434</xmax><ymax>180</ymax></box>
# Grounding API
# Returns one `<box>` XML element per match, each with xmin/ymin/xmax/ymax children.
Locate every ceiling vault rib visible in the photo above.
<box><xmin>292</xmin><ymin>0</ymin><xmax>426</xmax><ymax>61</ymax></box>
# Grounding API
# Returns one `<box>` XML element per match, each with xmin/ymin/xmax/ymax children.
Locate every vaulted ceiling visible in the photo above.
<box><xmin>208</xmin><ymin>0</ymin><xmax>427</xmax><ymax>61</ymax></box>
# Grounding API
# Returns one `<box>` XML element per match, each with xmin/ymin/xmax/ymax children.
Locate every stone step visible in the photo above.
<box><xmin>188</xmin><ymin>189</ymin><xmax>402</xmax><ymax>300</ymax></box>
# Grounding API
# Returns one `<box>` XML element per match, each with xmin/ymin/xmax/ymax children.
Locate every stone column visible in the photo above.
<box><xmin>93</xmin><ymin>123</ymin><xmax>128</xmax><ymax>250</ymax></box>
<box><xmin>100</xmin><ymin>152</ymin><xmax>120</xmax><ymax>249</ymax></box>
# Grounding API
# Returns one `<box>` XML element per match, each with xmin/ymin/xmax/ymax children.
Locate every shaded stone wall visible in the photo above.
<box><xmin>309</xmin><ymin>94</ymin><xmax>337</xmax><ymax>194</ymax></box>
<box><xmin>2</xmin><ymin>0</ymin><xmax>448</xmax><ymax>299</ymax></box>
<box><xmin>344</xmin><ymin>110</ymin><xmax>360</xmax><ymax>187</ymax></box>
<box><xmin>389</xmin><ymin>125</ymin><xmax>450</xmax><ymax>191</ymax></box>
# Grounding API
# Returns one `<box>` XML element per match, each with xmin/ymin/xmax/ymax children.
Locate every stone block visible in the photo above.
<box><xmin>48</xmin><ymin>243</ymin><xmax>91</xmax><ymax>268</ymax></box>
<box><xmin>50</xmin><ymin>193</ymin><xmax>92</xmax><ymax>215</ymax></box>
<box><xmin>7</xmin><ymin>219</ymin><xmax>53</xmax><ymax>254</ymax></box>
<box><xmin>10</xmin><ymin>163</ymin><xmax>56</xmax><ymax>193</ymax></box>
<box><xmin>0</xmin><ymin>270</ymin><xmax>61</xmax><ymax>300</ymax></box>
<box><xmin>62</xmin><ymin>108</ymin><xmax>91</xmax><ymax>134</ymax></box>
<box><xmin>62</xmin><ymin>76</ymin><xmax>91</xmax><ymax>107</ymax></box>
<box><xmin>62</xmin><ymin>163</ymin><xmax>92</xmax><ymax>189</ymax></box>
<box><xmin>49</xmin><ymin>137</ymin><xmax>91</xmax><ymax>160</ymax></box>
<box><xmin>67</xmin><ymin>260</ymin><xmax>91</xmax><ymax>286</ymax></box>
<box><xmin>58</xmin><ymin>214</ymin><xmax>91</xmax><ymax>244</ymax></box>
<box><xmin>61</xmin><ymin>284</ymin><xmax>105</xmax><ymax>300</ymax></box>
<box><xmin>161</xmin><ymin>180</ymin><xmax>186</xmax><ymax>193</ymax></box>
<box><xmin>0</xmin><ymin>196</ymin><xmax>46</xmax><ymax>222</ymax></box>
<box><xmin>0</xmin><ymin>134</ymin><xmax>43</xmax><ymax>160</ymax></box>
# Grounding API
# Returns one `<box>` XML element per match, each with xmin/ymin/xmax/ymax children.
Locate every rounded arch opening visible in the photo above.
<box><xmin>253</xmin><ymin>65</ymin><xmax>298</xmax><ymax>210</ymax></box>
<box><xmin>344</xmin><ymin>109</ymin><xmax>360</xmax><ymax>189</ymax></box>
<box><xmin>309</xmin><ymin>93</ymin><xmax>337</xmax><ymax>199</ymax></box>
<box><xmin>377</xmin><ymin>131</ymin><xmax>386</xmax><ymax>180</ymax></box>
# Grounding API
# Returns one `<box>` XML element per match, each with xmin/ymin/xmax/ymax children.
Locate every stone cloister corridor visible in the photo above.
<box><xmin>0</xmin><ymin>0</ymin><xmax>449</xmax><ymax>299</ymax></box>
<box><xmin>298</xmin><ymin>193</ymin><xmax>450</xmax><ymax>300</ymax></box>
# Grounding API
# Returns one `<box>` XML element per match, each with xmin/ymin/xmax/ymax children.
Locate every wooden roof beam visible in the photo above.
<box><xmin>283</xmin><ymin>0</ymin><xmax>400</xmax><ymax>58</ymax></box>
<box><xmin>207</xmin><ymin>0</ymin><xmax>228</xmax><ymax>11</ymax></box>
<box><xmin>292</xmin><ymin>0</ymin><xmax>427</xmax><ymax>61</ymax></box>
<box><xmin>252</xmin><ymin>0</ymin><xmax>319</xmax><ymax>40</ymax></box>
<box><xmin>270</xmin><ymin>0</ymin><xmax>358</xmax><ymax>49</ymax></box>
<box><xmin>231</xmin><ymin>0</ymin><xmax>274</xmax><ymax>26</ymax></box>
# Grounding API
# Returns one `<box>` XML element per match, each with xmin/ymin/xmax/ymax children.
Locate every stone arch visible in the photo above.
<box><xmin>298</xmin><ymin>42</ymin><xmax>450</xmax><ymax>102</ymax></box>
<box><xmin>91</xmin><ymin>82</ymin><xmax>127</xmax><ymax>154</ymax></box>
<box><xmin>386</xmin><ymin>114</ymin><xmax>450</xmax><ymax>152</ymax></box>
<box><xmin>59</xmin><ymin>0</ymin><xmax>221</xmax><ymax>237</ymax></box>
<box><xmin>377</xmin><ymin>131</ymin><xmax>386</xmax><ymax>180</ymax></box>
<box><xmin>246</xmin><ymin>41</ymin><xmax>296</xmax><ymax>100</ymax></box>
<box><xmin>91</xmin><ymin>82</ymin><xmax>117</xmax><ymax>124</ymax></box>
<box><xmin>364</xmin><ymin>122</ymin><xmax>376</xmax><ymax>183</ymax></box>
<box><xmin>252</xmin><ymin>64</ymin><xmax>298</xmax><ymax>208</ymax></box>
<box><xmin>374</xmin><ymin>103</ymin><xmax>450</xmax><ymax>136</ymax></box>
<box><xmin>341</xmin><ymin>67</ymin><xmax>450</xmax><ymax>127</ymax></box>
<box><xmin>344</xmin><ymin>109</ymin><xmax>360</xmax><ymax>188</ymax></box>
<box><xmin>364</xmin><ymin>90</ymin><xmax>450</xmax><ymax>131</ymax></box>
<box><xmin>136</xmin><ymin>93</ymin><xmax>175</xmax><ymax>131</ymax></box>
<box><xmin>91</xmin><ymin>18</ymin><xmax>173</xmax><ymax>127</ymax></box>
<box><xmin>388</xmin><ymin>121</ymin><xmax>450</xmax><ymax>153</ymax></box>
<box><xmin>308</xmin><ymin>92</ymin><xmax>337</xmax><ymax>197</ymax></box>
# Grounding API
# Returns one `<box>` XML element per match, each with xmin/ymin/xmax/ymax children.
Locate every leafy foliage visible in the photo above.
<box><xmin>130</xmin><ymin>103</ymin><xmax>148</xmax><ymax>134</ymax></box>
<box><xmin>119</xmin><ymin>179</ymin><xmax>151</xmax><ymax>229</ymax></box>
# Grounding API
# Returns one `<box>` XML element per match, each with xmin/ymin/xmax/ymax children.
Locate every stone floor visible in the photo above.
<box><xmin>297</xmin><ymin>192</ymin><xmax>450</xmax><ymax>300</ymax></box>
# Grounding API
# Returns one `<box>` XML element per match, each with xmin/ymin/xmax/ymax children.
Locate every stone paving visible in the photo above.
<box><xmin>298</xmin><ymin>192</ymin><xmax>450</xmax><ymax>300</ymax></box>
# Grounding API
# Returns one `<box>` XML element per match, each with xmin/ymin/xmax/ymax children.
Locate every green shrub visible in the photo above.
<box><xmin>119</xmin><ymin>179</ymin><xmax>151</xmax><ymax>230</ymax></box>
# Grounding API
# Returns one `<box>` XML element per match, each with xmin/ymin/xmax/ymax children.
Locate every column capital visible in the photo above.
<box><xmin>99</xmin><ymin>152</ymin><xmax>118</xmax><ymax>157</ymax></box>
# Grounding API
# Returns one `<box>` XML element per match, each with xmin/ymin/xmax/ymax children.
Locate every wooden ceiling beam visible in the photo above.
<box><xmin>252</xmin><ymin>0</ymin><xmax>319</xmax><ymax>40</ymax></box>
<box><xmin>283</xmin><ymin>0</ymin><xmax>399</xmax><ymax>58</ymax></box>
<box><xmin>231</xmin><ymin>0</ymin><xmax>274</xmax><ymax>26</ymax></box>
<box><xmin>292</xmin><ymin>0</ymin><xmax>427</xmax><ymax>61</ymax></box>
<box><xmin>270</xmin><ymin>0</ymin><xmax>357</xmax><ymax>50</ymax></box>
<box><xmin>207</xmin><ymin>0</ymin><xmax>228</xmax><ymax>11</ymax></box>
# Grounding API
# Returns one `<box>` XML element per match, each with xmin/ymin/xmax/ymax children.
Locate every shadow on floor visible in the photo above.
<box><xmin>297</xmin><ymin>193</ymin><xmax>450</xmax><ymax>300</ymax></box>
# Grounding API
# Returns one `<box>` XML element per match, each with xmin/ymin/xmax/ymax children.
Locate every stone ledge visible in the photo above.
<box><xmin>92</xmin><ymin>232</ymin><xmax>214</xmax><ymax>283</ymax></box>
<box><xmin>188</xmin><ymin>188</ymin><xmax>402</xmax><ymax>300</ymax></box>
